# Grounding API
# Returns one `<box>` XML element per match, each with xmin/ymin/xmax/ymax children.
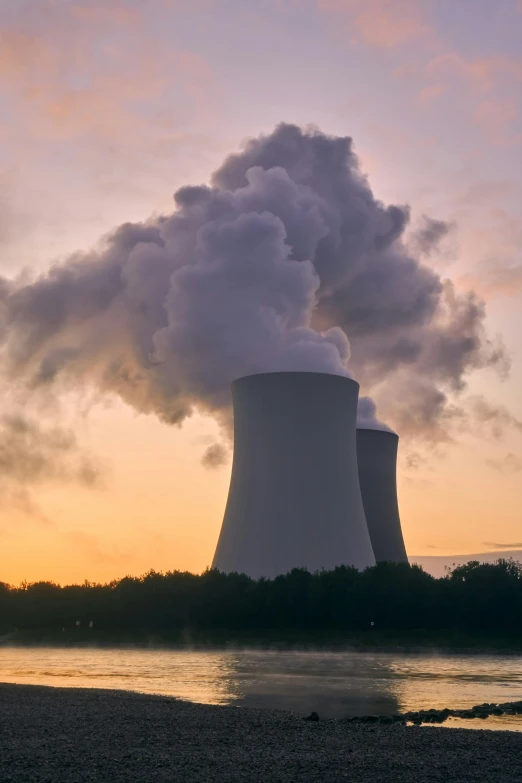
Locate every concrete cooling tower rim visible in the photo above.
<box><xmin>356</xmin><ymin>427</ymin><xmax>398</xmax><ymax>438</ymax></box>
<box><xmin>232</xmin><ymin>370</ymin><xmax>358</xmax><ymax>387</ymax></box>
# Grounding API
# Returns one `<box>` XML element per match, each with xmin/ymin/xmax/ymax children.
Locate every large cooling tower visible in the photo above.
<box><xmin>356</xmin><ymin>428</ymin><xmax>408</xmax><ymax>564</ymax></box>
<box><xmin>212</xmin><ymin>372</ymin><xmax>375</xmax><ymax>579</ymax></box>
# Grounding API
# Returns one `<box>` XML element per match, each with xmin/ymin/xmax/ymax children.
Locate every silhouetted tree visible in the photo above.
<box><xmin>1</xmin><ymin>560</ymin><xmax>522</xmax><ymax>639</ymax></box>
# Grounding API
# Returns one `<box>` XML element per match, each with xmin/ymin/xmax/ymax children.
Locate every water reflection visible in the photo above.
<box><xmin>1</xmin><ymin>647</ymin><xmax>522</xmax><ymax>731</ymax></box>
<box><xmin>225</xmin><ymin>652</ymin><xmax>400</xmax><ymax>717</ymax></box>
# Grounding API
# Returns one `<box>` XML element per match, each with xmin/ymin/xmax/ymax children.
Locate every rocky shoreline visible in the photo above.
<box><xmin>346</xmin><ymin>700</ymin><xmax>522</xmax><ymax>726</ymax></box>
<box><xmin>2</xmin><ymin>683</ymin><xmax>522</xmax><ymax>782</ymax></box>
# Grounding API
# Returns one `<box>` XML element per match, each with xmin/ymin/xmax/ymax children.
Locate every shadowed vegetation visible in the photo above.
<box><xmin>1</xmin><ymin>560</ymin><xmax>522</xmax><ymax>646</ymax></box>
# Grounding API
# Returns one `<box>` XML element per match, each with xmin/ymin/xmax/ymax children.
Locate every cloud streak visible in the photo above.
<box><xmin>421</xmin><ymin>51</ymin><xmax>522</xmax><ymax>145</ymax></box>
<box><xmin>486</xmin><ymin>453</ymin><xmax>522</xmax><ymax>473</ymax></box>
<box><xmin>61</xmin><ymin>530</ymin><xmax>130</xmax><ymax>566</ymax></box>
<box><xmin>0</xmin><ymin>412</ymin><xmax>103</xmax><ymax>521</ymax></box>
<box><xmin>0</xmin><ymin>0</ymin><xmax>214</xmax><ymax>146</ymax></box>
<box><xmin>482</xmin><ymin>541</ymin><xmax>522</xmax><ymax>550</ymax></box>
<box><xmin>322</xmin><ymin>0</ymin><xmax>522</xmax><ymax>149</ymax></box>
<box><xmin>316</xmin><ymin>0</ymin><xmax>433</xmax><ymax>50</ymax></box>
<box><xmin>468</xmin><ymin>397</ymin><xmax>522</xmax><ymax>440</ymax></box>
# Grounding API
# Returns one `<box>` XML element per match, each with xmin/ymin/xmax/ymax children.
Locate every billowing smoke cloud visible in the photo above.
<box><xmin>0</xmin><ymin>413</ymin><xmax>99</xmax><ymax>485</ymax></box>
<box><xmin>410</xmin><ymin>215</ymin><xmax>455</xmax><ymax>258</ymax></box>
<box><xmin>202</xmin><ymin>442</ymin><xmax>229</xmax><ymax>469</ymax></box>
<box><xmin>468</xmin><ymin>396</ymin><xmax>522</xmax><ymax>439</ymax></box>
<box><xmin>0</xmin><ymin>124</ymin><xmax>508</xmax><ymax>443</ymax></box>
<box><xmin>0</xmin><ymin>413</ymin><xmax>101</xmax><ymax>522</ymax></box>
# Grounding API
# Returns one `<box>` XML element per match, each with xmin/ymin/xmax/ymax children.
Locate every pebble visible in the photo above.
<box><xmin>2</xmin><ymin>684</ymin><xmax>522</xmax><ymax>782</ymax></box>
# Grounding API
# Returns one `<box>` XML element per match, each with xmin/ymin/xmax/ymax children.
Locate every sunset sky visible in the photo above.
<box><xmin>1</xmin><ymin>0</ymin><xmax>522</xmax><ymax>586</ymax></box>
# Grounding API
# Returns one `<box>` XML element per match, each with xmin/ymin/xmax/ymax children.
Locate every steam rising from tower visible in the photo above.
<box><xmin>356</xmin><ymin>428</ymin><xmax>408</xmax><ymax>564</ymax></box>
<box><xmin>0</xmin><ymin>124</ymin><xmax>506</xmax><ymax>447</ymax></box>
<box><xmin>212</xmin><ymin>372</ymin><xmax>375</xmax><ymax>578</ymax></box>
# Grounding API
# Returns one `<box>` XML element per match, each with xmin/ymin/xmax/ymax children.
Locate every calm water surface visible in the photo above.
<box><xmin>2</xmin><ymin>647</ymin><xmax>522</xmax><ymax>732</ymax></box>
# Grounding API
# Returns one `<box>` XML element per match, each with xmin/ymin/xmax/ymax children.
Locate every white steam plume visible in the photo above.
<box><xmin>0</xmin><ymin>124</ymin><xmax>507</xmax><ymax>443</ymax></box>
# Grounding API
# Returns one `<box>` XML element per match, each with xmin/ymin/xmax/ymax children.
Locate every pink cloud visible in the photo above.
<box><xmin>415</xmin><ymin>82</ymin><xmax>447</xmax><ymax>106</ymax></box>
<box><xmin>413</xmin><ymin>50</ymin><xmax>522</xmax><ymax>145</ymax></box>
<box><xmin>0</xmin><ymin>1</ymin><xmax>215</xmax><ymax>143</ymax></box>
<box><xmin>426</xmin><ymin>52</ymin><xmax>522</xmax><ymax>93</ymax></box>
<box><xmin>316</xmin><ymin>0</ymin><xmax>434</xmax><ymax>49</ymax></box>
<box><xmin>458</xmin><ymin>262</ymin><xmax>522</xmax><ymax>299</ymax></box>
<box><xmin>317</xmin><ymin>0</ymin><xmax>522</xmax><ymax>145</ymax></box>
<box><xmin>456</xmin><ymin>180</ymin><xmax>517</xmax><ymax>206</ymax></box>
<box><xmin>456</xmin><ymin>208</ymin><xmax>522</xmax><ymax>298</ymax></box>
<box><xmin>474</xmin><ymin>98</ymin><xmax>521</xmax><ymax>145</ymax></box>
<box><xmin>70</xmin><ymin>2</ymin><xmax>140</xmax><ymax>24</ymax></box>
<box><xmin>320</xmin><ymin>0</ymin><xmax>522</xmax><ymax>147</ymax></box>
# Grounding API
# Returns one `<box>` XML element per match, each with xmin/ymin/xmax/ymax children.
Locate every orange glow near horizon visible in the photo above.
<box><xmin>1</xmin><ymin>399</ymin><xmax>521</xmax><ymax>587</ymax></box>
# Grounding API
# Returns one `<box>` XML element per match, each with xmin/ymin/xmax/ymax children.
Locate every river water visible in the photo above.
<box><xmin>1</xmin><ymin>646</ymin><xmax>522</xmax><ymax>731</ymax></box>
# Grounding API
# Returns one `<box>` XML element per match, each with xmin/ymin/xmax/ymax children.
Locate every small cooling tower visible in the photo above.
<box><xmin>212</xmin><ymin>372</ymin><xmax>375</xmax><ymax>579</ymax></box>
<box><xmin>356</xmin><ymin>428</ymin><xmax>408</xmax><ymax>563</ymax></box>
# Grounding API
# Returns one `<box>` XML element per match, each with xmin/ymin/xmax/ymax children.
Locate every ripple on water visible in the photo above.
<box><xmin>1</xmin><ymin>646</ymin><xmax>522</xmax><ymax>730</ymax></box>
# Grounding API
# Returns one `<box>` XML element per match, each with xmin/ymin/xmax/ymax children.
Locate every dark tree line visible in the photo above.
<box><xmin>1</xmin><ymin>559</ymin><xmax>522</xmax><ymax>638</ymax></box>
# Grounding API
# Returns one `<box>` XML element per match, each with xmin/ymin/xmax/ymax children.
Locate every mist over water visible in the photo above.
<box><xmin>2</xmin><ymin>647</ymin><xmax>522</xmax><ymax>732</ymax></box>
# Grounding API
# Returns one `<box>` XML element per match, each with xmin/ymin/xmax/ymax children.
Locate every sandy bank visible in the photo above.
<box><xmin>1</xmin><ymin>683</ymin><xmax>522</xmax><ymax>782</ymax></box>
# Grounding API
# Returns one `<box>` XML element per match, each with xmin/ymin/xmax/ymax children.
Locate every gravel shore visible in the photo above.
<box><xmin>2</xmin><ymin>683</ymin><xmax>522</xmax><ymax>782</ymax></box>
